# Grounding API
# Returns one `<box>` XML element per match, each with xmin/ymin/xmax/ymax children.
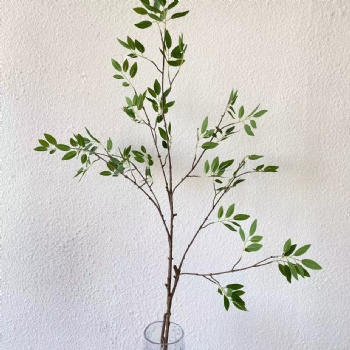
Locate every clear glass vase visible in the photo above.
<box><xmin>143</xmin><ymin>321</ymin><xmax>185</xmax><ymax>350</ymax></box>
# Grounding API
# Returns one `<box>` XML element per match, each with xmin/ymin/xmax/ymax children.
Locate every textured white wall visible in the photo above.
<box><xmin>2</xmin><ymin>0</ymin><xmax>350</xmax><ymax>349</ymax></box>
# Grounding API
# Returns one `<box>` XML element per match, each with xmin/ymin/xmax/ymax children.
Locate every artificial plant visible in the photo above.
<box><xmin>35</xmin><ymin>0</ymin><xmax>322</xmax><ymax>346</ymax></box>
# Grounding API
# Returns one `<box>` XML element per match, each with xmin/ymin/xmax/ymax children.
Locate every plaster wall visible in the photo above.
<box><xmin>2</xmin><ymin>0</ymin><xmax>350</xmax><ymax>349</ymax></box>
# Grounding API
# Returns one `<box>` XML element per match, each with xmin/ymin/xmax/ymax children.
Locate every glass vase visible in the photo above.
<box><xmin>143</xmin><ymin>321</ymin><xmax>185</xmax><ymax>350</ymax></box>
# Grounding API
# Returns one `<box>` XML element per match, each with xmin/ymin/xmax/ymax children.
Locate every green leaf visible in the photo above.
<box><xmin>226</xmin><ymin>284</ymin><xmax>244</xmax><ymax>290</ymax></box>
<box><xmin>302</xmin><ymin>259</ymin><xmax>322</xmax><ymax>270</ymax></box>
<box><xmin>250</xmin><ymin>119</ymin><xmax>257</xmax><ymax>129</ymax></box>
<box><xmin>223</xmin><ymin>223</ymin><xmax>236</xmax><ymax>232</ymax></box>
<box><xmin>218</xmin><ymin>206</ymin><xmax>224</xmax><ymax>219</ymax></box>
<box><xmin>202</xmin><ymin>142</ymin><xmax>218</xmax><ymax>150</ymax></box>
<box><xmin>168</xmin><ymin>60</ymin><xmax>183</xmax><ymax>67</ymax></box>
<box><xmin>295</xmin><ymin>263</ymin><xmax>305</xmax><ymax>278</ymax></box>
<box><xmin>284</xmin><ymin>264</ymin><xmax>292</xmax><ymax>283</ymax></box>
<box><xmin>165</xmin><ymin>30</ymin><xmax>172</xmax><ymax>48</ymax></box>
<box><xmin>204</xmin><ymin>160</ymin><xmax>210</xmax><ymax>173</ymax></box>
<box><xmin>133</xmin><ymin>7</ymin><xmax>148</xmax><ymax>15</ymax></box>
<box><xmin>34</xmin><ymin>146</ymin><xmax>47</xmax><ymax>152</ymax></box>
<box><xmin>85</xmin><ymin>128</ymin><xmax>101</xmax><ymax>144</ymax></box>
<box><xmin>264</xmin><ymin>166</ymin><xmax>279</xmax><ymax>172</ymax></box>
<box><xmin>62</xmin><ymin>151</ymin><xmax>77</xmax><ymax>160</ymax></box>
<box><xmin>294</xmin><ymin>244</ymin><xmax>311</xmax><ymax>256</ymax></box>
<box><xmin>238</xmin><ymin>106</ymin><xmax>244</xmax><ymax>119</ymax></box>
<box><xmin>254</xmin><ymin>110</ymin><xmax>268</xmax><ymax>118</ymax></box>
<box><xmin>38</xmin><ymin>139</ymin><xmax>49</xmax><ymax>147</ymax></box>
<box><xmin>201</xmin><ymin>116</ymin><xmax>208</xmax><ymax>134</ymax></box>
<box><xmin>135</xmin><ymin>21</ymin><xmax>152</xmax><ymax>29</ymax></box>
<box><xmin>278</xmin><ymin>264</ymin><xmax>286</xmax><ymax>277</ymax></box>
<box><xmin>130</xmin><ymin>62</ymin><xmax>138</xmax><ymax>78</ymax></box>
<box><xmin>171</xmin><ymin>11</ymin><xmax>189</xmax><ymax>19</ymax></box>
<box><xmin>283</xmin><ymin>239</ymin><xmax>291</xmax><ymax>254</ymax></box>
<box><xmin>245</xmin><ymin>243</ymin><xmax>262</xmax><ymax>252</ymax></box>
<box><xmin>111</xmin><ymin>59</ymin><xmax>122</xmax><ymax>71</ymax></box>
<box><xmin>244</xmin><ymin>124</ymin><xmax>254</xmax><ymax>136</ymax></box>
<box><xmin>249</xmin><ymin>219</ymin><xmax>257</xmax><ymax>236</ymax></box>
<box><xmin>288</xmin><ymin>263</ymin><xmax>299</xmax><ymax>280</ymax></box>
<box><xmin>56</xmin><ymin>144</ymin><xmax>71</xmax><ymax>151</ymax></box>
<box><xmin>154</xmin><ymin>80</ymin><xmax>161</xmax><ymax>95</ymax></box>
<box><xmin>168</xmin><ymin>0</ymin><xmax>179</xmax><ymax>10</ymax></box>
<box><xmin>123</xmin><ymin>59</ymin><xmax>129</xmax><ymax>72</ymax></box>
<box><xmin>158</xmin><ymin>127</ymin><xmax>168</xmax><ymax>140</ymax></box>
<box><xmin>100</xmin><ymin>171</ymin><xmax>112</xmax><ymax>176</ymax></box>
<box><xmin>250</xmin><ymin>235</ymin><xmax>263</xmax><ymax>242</ymax></box>
<box><xmin>219</xmin><ymin>159</ymin><xmax>234</xmax><ymax>170</ymax></box>
<box><xmin>248</xmin><ymin>155</ymin><xmax>263</xmax><ymax>160</ymax></box>
<box><xmin>135</xmin><ymin>40</ymin><xmax>145</xmax><ymax>53</ymax></box>
<box><xmin>44</xmin><ymin>133</ymin><xmax>57</xmax><ymax>145</ymax></box>
<box><xmin>105</xmin><ymin>138</ymin><xmax>112</xmax><ymax>152</ymax></box>
<box><xmin>211</xmin><ymin>156</ymin><xmax>219</xmax><ymax>173</ymax></box>
<box><xmin>226</xmin><ymin>204</ymin><xmax>235</xmax><ymax>218</ymax></box>
<box><xmin>233</xmin><ymin>214</ymin><xmax>250</xmax><ymax>221</ymax></box>
<box><xmin>81</xmin><ymin>154</ymin><xmax>88</xmax><ymax>164</ymax></box>
<box><xmin>224</xmin><ymin>295</ymin><xmax>230</xmax><ymax>311</ymax></box>
<box><xmin>239</xmin><ymin>228</ymin><xmax>245</xmax><ymax>241</ymax></box>
<box><xmin>117</xmin><ymin>38</ymin><xmax>130</xmax><ymax>49</ymax></box>
<box><xmin>285</xmin><ymin>244</ymin><xmax>297</xmax><ymax>256</ymax></box>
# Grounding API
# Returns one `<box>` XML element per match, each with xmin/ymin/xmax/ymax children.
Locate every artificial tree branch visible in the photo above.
<box><xmin>181</xmin><ymin>256</ymin><xmax>280</xmax><ymax>278</ymax></box>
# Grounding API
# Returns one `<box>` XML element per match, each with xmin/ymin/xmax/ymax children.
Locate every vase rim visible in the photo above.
<box><xmin>143</xmin><ymin>321</ymin><xmax>184</xmax><ymax>345</ymax></box>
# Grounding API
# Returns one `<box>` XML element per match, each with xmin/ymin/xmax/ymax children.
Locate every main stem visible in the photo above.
<box><xmin>159</xmin><ymin>20</ymin><xmax>175</xmax><ymax>348</ymax></box>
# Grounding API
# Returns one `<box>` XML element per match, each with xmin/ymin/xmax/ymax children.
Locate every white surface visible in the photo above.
<box><xmin>2</xmin><ymin>1</ymin><xmax>350</xmax><ymax>349</ymax></box>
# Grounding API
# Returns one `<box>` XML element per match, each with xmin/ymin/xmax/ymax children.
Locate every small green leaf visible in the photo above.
<box><xmin>171</xmin><ymin>11</ymin><xmax>189</xmax><ymax>19</ymax></box>
<box><xmin>100</xmin><ymin>171</ymin><xmax>112</xmax><ymax>176</ymax></box>
<box><xmin>223</xmin><ymin>223</ymin><xmax>236</xmax><ymax>232</ymax></box>
<box><xmin>56</xmin><ymin>144</ymin><xmax>71</xmax><ymax>151</ymax></box>
<box><xmin>44</xmin><ymin>133</ymin><xmax>57</xmax><ymax>145</ymax></box>
<box><xmin>218</xmin><ymin>206</ymin><xmax>224</xmax><ymax>219</ymax></box>
<box><xmin>123</xmin><ymin>59</ymin><xmax>129</xmax><ymax>72</ymax></box>
<box><xmin>233</xmin><ymin>214</ymin><xmax>250</xmax><ymax>221</ymax></box>
<box><xmin>244</xmin><ymin>124</ymin><xmax>254</xmax><ymax>136</ymax></box>
<box><xmin>226</xmin><ymin>284</ymin><xmax>244</xmax><ymax>290</ymax></box>
<box><xmin>204</xmin><ymin>160</ymin><xmax>210</xmax><ymax>173</ymax></box>
<box><xmin>135</xmin><ymin>21</ymin><xmax>152</xmax><ymax>29</ymax></box>
<box><xmin>81</xmin><ymin>154</ymin><xmax>87</xmax><ymax>164</ymax></box>
<box><xmin>248</xmin><ymin>155</ymin><xmax>263</xmax><ymax>160</ymax></box>
<box><xmin>154</xmin><ymin>80</ymin><xmax>161</xmax><ymax>95</ymax></box>
<box><xmin>283</xmin><ymin>239</ymin><xmax>291</xmax><ymax>254</ymax></box>
<box><xmin>226</xmin><ymin>204</ymin><xmax>235</xmax><ymax>218</ymax></box>
<box><xmin>285</xmin><ymin>244</ymin><xmax>297</xmax><ymax>256</ymax></box>
<box><xmin>238</xmin><ymin>106</ymin><xmax>244</xmax><ymax>119</ymax></box>
<box><xmin>239</xmin><ymin>228</ymin><xmax>245</xmax><ymax>241</ymax></box>
<box><xmin>224</xmin><ymin>295</ymin><xmax>230</xmax><ymax>311</ymax></box>
<box><xmin>211</xmin><ymin>157</ymin><xmax>219</xmax><ymax>173</ymax></box>
<box><xmin>284</xmin><ymin>265</ymin><xmax>292</xmax><ymax>283</ymax></box>
<box><xmin>249</xmin><ymin>219</ymin><xmax>257</xmax><ymax>236</ymax></box>
<box><xmin>133</xmin><ymin>7</ymin><xmax>148</xmax><ymax>15</ymax></box>
<box><xmin>302</xmin><ymin>259</ymin><xmax>322</xmax><ymax>270</ymax></box>
<box><xmin>288</xmin><ymin>263</ymin><xmax>299</xmax><ymax>280</ymax></box>
<box><xmin>117</xmin><ymin>38</ymin><xmax>130</xmax><ymax>49</ymax></box>
<box><xmin>250</xmin><ymin>235</ymin><xmax>263</xmax><ymax>242</ymax></box>
<box><xmin>135</xmin><ymin>40</ymin><xmax>145</xmax><ymax>53</ymax></box>
<box><xmin>130</xmin><ymin>62</ymin><xmax>138</xmax><ymax>78</ymax></box>
<box><xmin>107</xmin><ymin>138</ymin><xmax>113</xmax><ymax>152</ymax></box>
<box><xmin>202</xmin><ymin>142</ymin><xmax>218</xmax><ymax>150</ymax></box>
<box><xmin>165</xmin><ymin>30</ymin><xmax>172</xmax><ymax>49</ymax></box>
<box><xmin>254</xmin><ymin>110</ymin><xmax>268</xmax><ymax>118</ymax></box>
<box><xmin>294</xmin><ymin>244</ymin><xmax>311</xmax><ymax>256</ymax></box>
<box><xmin>62</xmin><ymin>151</ymin><xmax>77</xmax><ymax>160</ymax></box>
<box><xmin>111</xmin><ymin>59</ymin><xmax>121</xmax><ymax>71</ymax></box>
<box><xmin>38</xmin><ymin>139</ymin><xmax>49</xmax><ymax>147</ymax></box>
<box><xmin>278</xmin><ymin>264</ymin><xmax>286</xmax><ymax>277</ymax></box>
<box><xmin>264</xmin><ymin>166</ymin><xmax>279</xmax><ymax>172</ymax></box>
<box><xmin>168</xmin><ymin>59</ymin><xmax>183</xmax><ymax>67</ymax></box>
<box><xmin>34</xmin><ymin>146</ymin><xmax>47</xmax><ymax>152</ymax></box>
<box><xmin>85</xmin><ymin>128</ymin><xmax>101</xmax><ymax>144</ymax></box>
<box><xmin>158</xmin><ymin>127</ymin><xmax>168</xmax><ymax>140</ymax></box>
<box><xmin>245</xmin><ymin>243</ymin><xmax>262</xmax><ymax>252</ymax></box>
<box><xmin>201</xmin><ymin>116</ymin><xmax>208</xmax><ymax>134</ymax></box>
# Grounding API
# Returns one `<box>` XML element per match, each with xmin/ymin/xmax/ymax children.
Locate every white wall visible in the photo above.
<box><xmin>2</xmin><ymin>0</ymin><xmax>350</xmax><ymax>349</ymax></box>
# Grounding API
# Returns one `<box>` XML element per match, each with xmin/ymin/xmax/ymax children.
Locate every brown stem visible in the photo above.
<box><xmin>180</xmin><ymin>256</ymin><xmax>280</xmax><ymax>277</ymax></box>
